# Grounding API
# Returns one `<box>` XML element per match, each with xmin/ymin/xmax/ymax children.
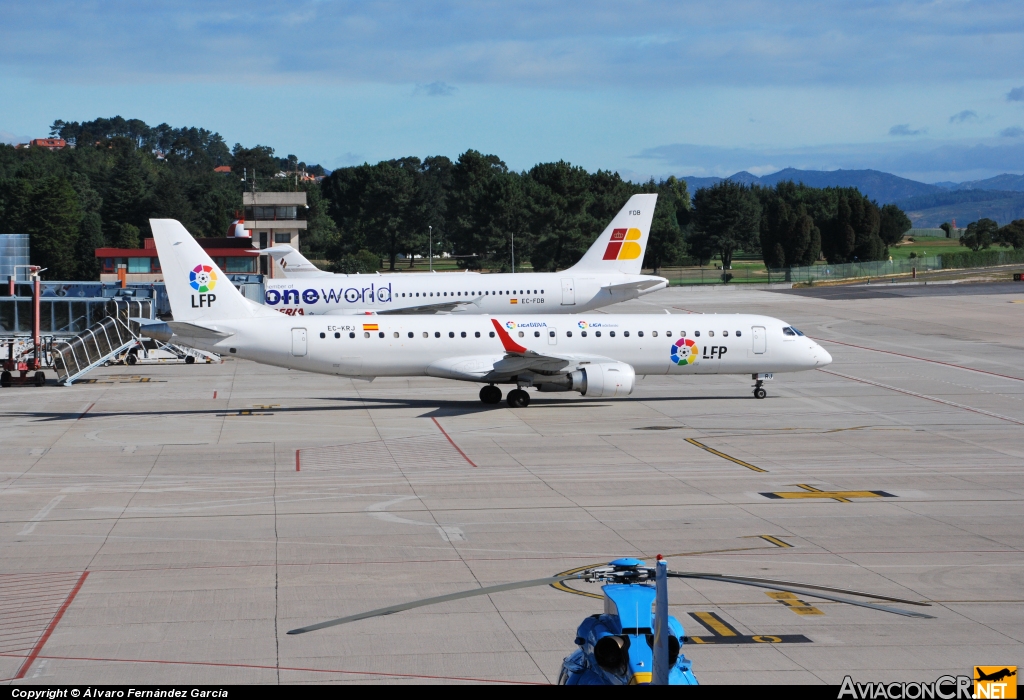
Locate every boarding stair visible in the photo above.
<box><xmin>51</xmin><ymin>314</ymin><xmax>139</xmax><ymax>386</ymax></box>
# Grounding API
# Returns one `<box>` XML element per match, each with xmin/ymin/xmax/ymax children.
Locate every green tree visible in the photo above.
<box><xmin>756</xmin><ymin>182</ymin><xmax>822</xmax><ymax>268</ymax></box>
<box><xmin>961</xmin><ymin>218</ymin><xmax>998</xmax><ymax>251</ymax></box>
<box><xmin>691</xmin><ymin>181</ymin><xmax>761</xmax><ymax>269</ymax></box>
<box><xmin>643</xmin><ymin>176</ymin><xmax>689</xmax><ymax>274</ymax></box>
<box><xmin>939</xmin><ymin>221</ymin><xmax>953</xmax><ymax>238</ymax></box>
<box><xmin>820</xmin><ymin>190</ymin><xmax>884</xmax><ymax>263</ymax></box>
<box><xmin>76</xmin><ymin>212</ymin><xmax>105</xmax><ymax>278</ymax></box>
<box><xmin>878</xmin><ymin>203</ymin><xmax>912</xmax><ymax>246</ymax></box>
<box><xmin>27</xmin><ymin>177</ymin><xmax>83</xmax><ymax>278</ymax></box>
<box><xmin>995</xmin><ymin>219</ymin><xmax>1024</xmax><ymax>249</ymax></box>
<box><xmin>102</xmin><ymin>143</ymin><xmax>151</xmax><ymax>239</ymax></box>
<box><xmin>231</xmin><ymin>144</ymin><xmax>278</xmax><ymax>183</ymax></box>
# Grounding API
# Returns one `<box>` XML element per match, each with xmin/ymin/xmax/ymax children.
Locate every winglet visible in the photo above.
<box><xmin>490</xmin><ymin>319</ymin><xmax>527</xmax><ymax>354</ymax></box>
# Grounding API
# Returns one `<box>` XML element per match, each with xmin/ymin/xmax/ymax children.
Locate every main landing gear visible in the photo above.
<box><xmin>479</xmin><ymin>384</ymin><xmax>502</xmax><ymax>405</ymax></box>
<box><xmin>506</xmin><ymin>388</ymin><xmax>530</xmax><ymax>408</ymax></box>
<box><xmin>753</xmin><ymin>379</ymin><xmax>767</xmax><ymax>400</ymax></box>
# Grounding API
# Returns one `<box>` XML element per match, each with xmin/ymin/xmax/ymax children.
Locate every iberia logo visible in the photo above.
<box><xmin>505</xmin><ymin>321</ymin><xmax>516</xmax><ymax>330</ymax></box>
<box><xmin>602</xmin><ymin>228</ymin><xmax>642</xmax><ymax>261</ymax></box>
<box><xmin>577</xmin><ymin>321</ymin><xmax>588</xmax><ymax>329</ymax></box>
<box><xmin>189</xmin><ymin>264</ymin><xmax>217</xmax><ymax>293</ymax></box>
<box><xmin>670</xmin><ymin>337</ymin><xmax>699</xmax><ymax>366</ymax></box>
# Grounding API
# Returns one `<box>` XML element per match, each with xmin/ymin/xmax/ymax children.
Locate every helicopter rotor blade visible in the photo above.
<box><xmin>667</xmin><ymin>573</ymin><xmax>934</xmax><ymax>619</ymax></box>
<box><xmin>287</xmin><ymin>574</ymin><xmax>583</xmax><ymax>635</ymax></box>
<box><xmin>666</xmin><ymin>571</ymin><xmax>930</xmax><ymax>606</ymax></box>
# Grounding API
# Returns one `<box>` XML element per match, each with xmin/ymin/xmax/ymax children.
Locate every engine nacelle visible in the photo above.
<box><xmin>568</xmin><ymin>362</ymin><xmax>636</xmax><ymax>398</ymax></box>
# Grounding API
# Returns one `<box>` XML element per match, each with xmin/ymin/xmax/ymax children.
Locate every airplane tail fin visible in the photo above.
<box><xmin>568</xmin><ymin>193</ymin><xmax>658</xmax><ymax>275</ymax></box>
<box><xmin>150</xmin><ymin>219</ymin><xmax>276</xmax><ymax>322</ymax></box>
<box><xmin>262</xmin><ymin>244</ymin><xmax>330</xmax><ymax>277</ymax></box>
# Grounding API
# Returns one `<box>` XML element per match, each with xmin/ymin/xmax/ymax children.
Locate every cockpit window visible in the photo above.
<box><xmin>791</xmin><ymin>327</ymin><xmax>805</xmax><ymax>336</ymax></box>
<box><xmin>783</xmin><ymin>327</ymin><xmax>797</xmax><ymax>336</ymax></box>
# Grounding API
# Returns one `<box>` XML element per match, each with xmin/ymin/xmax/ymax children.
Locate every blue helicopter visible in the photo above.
<box><xmin>288</xmin><ymin>555</ymin><xmax>932</xmax><ymax>685</ymax></box>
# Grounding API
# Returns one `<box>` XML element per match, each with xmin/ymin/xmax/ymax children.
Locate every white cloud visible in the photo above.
<box><xmin>889</xmin><ymin>124</ymin><xmax>926</xmax><ymax>137</ymax></box>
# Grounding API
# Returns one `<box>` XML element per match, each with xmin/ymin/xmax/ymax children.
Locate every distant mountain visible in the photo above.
<box><xmin>892</xmin><ymin>190</ymin><xmax>1024</xmax><ymax>227</ymax></box>
<box><xmin>680</xmin><ymin>168</ymin><xmax>942</xmax><ymax>204</ymax></box>
<box><xmin>678</xmin><ymin>168</ymin><xmax>1024</xmax><ymax>225</ymax></box>
<box><xmin>955</xmin><ymin>173</ymin><xmax>1024</xmax><ymax>192</ymax></box>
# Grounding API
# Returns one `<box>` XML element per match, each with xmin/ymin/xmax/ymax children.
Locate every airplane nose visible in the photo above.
<box><xmin>814</xmin><ymin>344</ymin><xmax>833</xmax><ymax>367</ymax></box>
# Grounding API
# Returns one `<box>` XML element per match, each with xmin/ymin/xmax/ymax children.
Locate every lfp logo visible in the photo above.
<box><xmin>670</xmin><ymin>337</ymin><xmax>699</xmax><ymax>366</ymax></box>
<box><xmin>602</xmin><ymin>228</ymin><xmax>642</xmax><ymax>261</ymax></box>
<box><xmin>577</xmin><ymin>321</ymin><xmax>588</xmax><ymax>329</ymax></box>
<box><xmin>189</xmin><ymin>264</ymin><xmax>218</xmax><ymax>308</ymax></box>
<box><xmin>505</xmin><ymin>321</ymin><xmax>516</xmax><ymax>330</ymax></box>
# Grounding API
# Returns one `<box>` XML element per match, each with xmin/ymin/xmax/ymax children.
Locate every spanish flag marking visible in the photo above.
<box><xmin>362</xmin><ymin>323</ymin><xmax>379</xmax><ymax>331</ymax></box>
<box><xmin>510</xmin><ymin>298</ymin><xmax>518</xmax><ymax>304</ymax></box>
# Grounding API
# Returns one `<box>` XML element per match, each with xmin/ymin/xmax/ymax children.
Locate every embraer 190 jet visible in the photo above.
<box><xmin>145</xmin><ymin>219</ymin><xmax>831</xmax><ymax>407</ymax></box>
<box><xmin>257</xmin><ymin>194</ymin><xmax>667</xmax><ymax>316</ymax></box>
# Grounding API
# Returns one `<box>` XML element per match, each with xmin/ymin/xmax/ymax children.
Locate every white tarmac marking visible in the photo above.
<box><xmin>19</xmin><ymin>494</ymin><xmax>66</xmax><ymax>534</ymax></box>
<box><xmin>366</xmin><ymin>495</ymin><xmax>466</xmax><ymax>542</ymax></box>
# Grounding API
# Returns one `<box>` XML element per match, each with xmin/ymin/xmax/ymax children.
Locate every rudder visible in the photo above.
<box><xmin>150</xmin><ymin>219</ymin><xmax>274</xmax><ymax>322</ymax></box>
<box><xmin>569</xmin><ymin>193</ymin><xmax>657</xmax><ymax>275</ymax></box>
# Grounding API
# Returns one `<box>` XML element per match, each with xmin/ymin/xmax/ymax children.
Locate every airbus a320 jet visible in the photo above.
<box><xmin>145</xmin><ymin>219</ymin><xmax>831</xmax><ymax>406</ymax></box>
<box><xmin>257</xmin><ymin>193</ymin><xmax>667</xmax><ymax>316</ymax></box>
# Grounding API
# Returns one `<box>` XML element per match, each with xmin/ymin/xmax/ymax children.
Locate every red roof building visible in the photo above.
<box><xmin>29</xmin><ymin>138</ymin><xmax>66</xmax><ymax>150</ymax></box>
<box><xmin>95</xmin><ymin>236</ymin><xmax>258</xmax><ymax>283</ymax></box>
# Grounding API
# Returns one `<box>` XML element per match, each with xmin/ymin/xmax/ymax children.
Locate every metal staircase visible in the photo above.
<box><xmin>51</xmin><ymin>314</ymin><xmax>139</xmax><ymax>386</ymax></box>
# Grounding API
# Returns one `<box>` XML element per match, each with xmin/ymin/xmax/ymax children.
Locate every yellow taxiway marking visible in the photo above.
<box><xmin>693</xmin><ymin>611</ymin><xmax>738</xmax><ymax>636</ymax></box>
<box><xmin>685</xmin><ymin>438</ymin><xmax>767</xmax><ymax>472</ymax></box>
<box><xmin>766</xmin><ymin>591</ymin><xmax>824</xmax><ymax>615</ymax></box>
<box><xmin>758</xmin><ymin>535</ymin><xmax>793</xmax><ymax>548</ymax></box>
<box><xmin>760</xmin><ymin>484</ymin><xmax>896</xmax><ymax>503</ymax></box>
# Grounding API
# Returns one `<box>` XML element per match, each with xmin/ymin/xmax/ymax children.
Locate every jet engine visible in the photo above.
<box><xmin>567</xmin><ymin>362</ymin><xmax>636</xmax><ymax>398</ymax></box>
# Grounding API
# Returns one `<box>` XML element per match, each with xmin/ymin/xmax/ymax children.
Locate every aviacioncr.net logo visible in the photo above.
<box><xmin>189</xmin><ymin>264</ymin><xmax>218</xmax><ymax>293</ymax></box>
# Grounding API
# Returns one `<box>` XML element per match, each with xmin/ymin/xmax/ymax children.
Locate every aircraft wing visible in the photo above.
<box><xmin>375</xmin><ymin>297</ymin><xmax>482</xmax><ymax>315</ymax></box>
<box><xmin>601</xmin><ymin>278</ymin><xmax>668</xmax><ymax>295</ymax></box>
<box><xmin>485</xmin><ymin>318</ymin><xmax>614</xmax><ymax>376</ymax></box>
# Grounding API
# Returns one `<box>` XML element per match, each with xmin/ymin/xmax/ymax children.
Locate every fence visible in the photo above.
<box><xmin>767</xmin><ymin>257</ymin><xmax>943</xmax><ymax>284</ymax></box>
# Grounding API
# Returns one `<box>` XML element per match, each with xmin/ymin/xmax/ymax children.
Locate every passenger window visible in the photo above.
<box><xmin>736</xmin><ymin>330</ymin><xmax>742</xmax><ymax>337</ymax></box>
<box><xmin>638</xmin><ymin>331</ymin><xmax>644</xmax><ymax>337</ymax></box>
<box><xmin>566</xmin><ymin>331</ymin><xmax>572</xmax><ymax>337</ymax></box>
<box><xmin>549</xmin><ymin>330</ymin><xmax>555</xmax><ymax>337</ymax></box>
<box><xmin>541</xmin><ymin>290</ymin><xmax>544</xmax><ymax>293</ymax></box>
<box><xmin>652</xmin><ymin>331</ymin><xmax>658</xmax><ymax>337</ymax></box>
<box><xmin>489</xmin><ymin>331</ymin><xmax>495</xmax><ymax>337</ymax></box>
<box><xmin>435</xmin><ymin>331</ymin><xmax>441</xmax><ymax>338</ymax></box>
<box><xmin>364</xmin><ymin>332</ymin><xmax>370</xmax><ymax>338</ymax></box>
<box><xmin>449</xmin><ymin>331</ymin><xmax>455</xmax><ymax>338</ymax></box>
<box><xmin>534</xmin><ymin>331</ymin><xmax>540</xmax><ymax>337</ymax></box>
<box><xmin>680</xmin><ymin>331</ymin><xmax>685</xmax><ymax>337</ymax></box>
<box><xmin>335</xmin><ymin>332</ymin><xmax>340</xmax><ymax>338</ymax></box>
<box><xmin>694</xmin><ymin>331</ymin><xmax>700</xmax><ymax>337</ymax></box>
<box><xmin>518</xmin><ymin>331</ymin><xmax>525</xmax><ymax>338</ymax></box>
<box><xmin>408</xmin><ymin>332</ymin><xmax>414</xmax><ymax>338</ymax></box>
<box><xmin>475</xmin><ymin>331</ymin><xmax>480</xmax><ymax>338</ymax></box>
<box><xmin>624</xmin><ymin>331</ymin><xmax>630</xmax><ymax>337</ymax></box>
<box><xmin>394</xmin><ymin>332</ymin><xmax>399</xmax><ymax>338</ymax></box>
<box><xmin>610</xmin><ymin>331</ymin><xmax>616</xmax><ymax>337</ymax></box>
<box><xmin>319</xmin><ymin>332</ymin><xmax>325</xmax><ymax>338</ymax></box>
<box><xmin>461</xmin><ymin>331</ymin><xmax>466</xmax><ymax>338</ymax></box>
<box><xmin>349</xmin><ymin>332</ymin><xmax>355</xmax><ymax>338</ymax></box>
<box><xmin>595</xmin><ymin>331</ymin><xmax>602</xmax><ymax>337</ymax></box>
<box><xmin>709</xmin><ymin>331</ymin><xmax>714</xmax><ymax>337</ymax></box>
<box><xmin>722</xmin><ymin>330</ymin><xmax>728</xmax><ymax>337</ymax></box>
<box><xmin>422</xmin><ymin>332</ymin><xmax>428</xmax><ymax>338</ymax></box>
<box><xmin>378</xmin><ymin>332</ymin><xmax>384</xmax><ymax>338</ymax></box>
<box><xmin>581</xmin><ymin>331</ymin><xmax>588</xmax><ymax>337</ymax></box>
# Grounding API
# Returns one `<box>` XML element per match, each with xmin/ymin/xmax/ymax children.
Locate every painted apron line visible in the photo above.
<box><xmin>432</xmin><ymin>417</ymin><xmax>477</xmax><ymax>467</ymax></box>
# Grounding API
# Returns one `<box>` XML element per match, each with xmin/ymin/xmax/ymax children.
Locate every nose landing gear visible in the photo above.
<box><xmin>479</xmin><ymin>384</ymin><xmax>502</xmax><ymax>404</ymax></box>
<box><xmin>753</xmin><ymin>379</ymin><xmax>767</xmax><ymax>399</ymax></box>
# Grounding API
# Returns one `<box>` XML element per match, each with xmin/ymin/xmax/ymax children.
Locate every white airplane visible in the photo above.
<box><xmin>146</xmin><ymin>219</ymin><xmax>832</xmax><ymax>406</ymax></box>
<box><xmin>257</xmin><ymin>193</ymin><xmax>667</xmax><ymax>316</ymax></box>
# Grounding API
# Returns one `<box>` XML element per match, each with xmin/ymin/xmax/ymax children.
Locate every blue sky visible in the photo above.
<box><xmin>1</xmin><ymin>1</ymin><xmax>1023</xmax><ymax>183</ymax></box>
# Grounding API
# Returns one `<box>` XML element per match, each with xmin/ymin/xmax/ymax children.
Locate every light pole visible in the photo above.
<box><xmin>428</xmin><ymin>225</ymin><xmax>432</xmax><ymax>272</ymax></box>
